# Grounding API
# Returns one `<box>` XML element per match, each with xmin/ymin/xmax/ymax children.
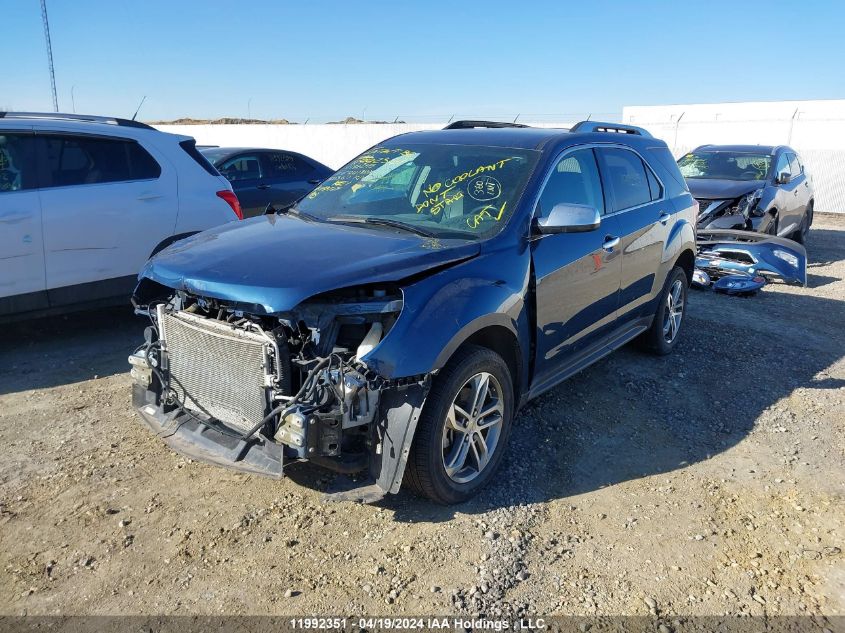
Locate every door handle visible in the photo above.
<box><xmin>794</xmin><ymin>190</ymin><xmax>798</xmax><ymax>196</ymax></box>
<box><xmin>257</xmin><ymin>184</ymin><xmax>271</xmax><ymax>190</ymax></box>
<box><xmin>658</xmin><ymin>211</ymin><xmax>671</xmax><ymax>225</ymax></box>
<box><xmin>136</xmin><ymin>192</ymin><xmax>162</xmax><ymax>201</ymax></box>
<box><xmin>307</xmin><ymin>179</ymin><xmax>323</xmax><ymax>185</ymax></box>
<box><xmin>603</xmin><ymin>235</ymin><xmax>620</xmax><ymax>251</ymax></box>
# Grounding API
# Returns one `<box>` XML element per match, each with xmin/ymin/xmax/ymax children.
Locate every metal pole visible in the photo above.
<box><xmin>40</xmin><ymin>0</ymin><xmax>59</xmax><ymax>112</ymax></box>
<box><xmin>673</xmin><ymin>111</ymin><xmax>686</xmax><ymax>154</ymax></box>
<box><xmin>787</xmin><ymin>107</ymin><xmax>800</xmax><ymax>145</ymax></box>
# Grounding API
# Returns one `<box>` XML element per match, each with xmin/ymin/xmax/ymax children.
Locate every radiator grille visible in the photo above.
<box><xmin>161</xmin><ymin>312</ymin><xmax>270</xmax><ymax>434</ymax></box>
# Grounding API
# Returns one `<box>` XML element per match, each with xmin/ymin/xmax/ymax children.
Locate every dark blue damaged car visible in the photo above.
<box><xmin>129</xmin><ymin>120</ymin><xmax>697</xmax><ymax>504</ymax></box>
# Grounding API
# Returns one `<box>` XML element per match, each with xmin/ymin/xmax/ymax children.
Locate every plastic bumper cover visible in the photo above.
<box><xmin>132</xmin><ymin>384</ymin><xmax>285</xmax><ymax>478</ymax></box>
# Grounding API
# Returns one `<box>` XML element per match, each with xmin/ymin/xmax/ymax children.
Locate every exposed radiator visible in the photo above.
<box><xmin>160</xmin><ymin>310</ymin><xmax>273</xmax><ymax>435</ymax></box>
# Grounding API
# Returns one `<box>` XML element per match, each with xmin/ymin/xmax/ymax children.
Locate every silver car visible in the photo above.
<box><xmin>678</xmin><ymin>144</ymin><xmax>814</xmax><ymax>243</ymax></box>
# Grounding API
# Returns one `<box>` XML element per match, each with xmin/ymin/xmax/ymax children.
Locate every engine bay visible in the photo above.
<box><xmin>130</xmin><ymin>282</ymin><xmax>427</xmax><ymax>482</ymax></box>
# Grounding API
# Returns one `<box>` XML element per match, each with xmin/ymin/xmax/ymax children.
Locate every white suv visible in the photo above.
<box><xmin>0</xmin><ymin>112</ymin><xmax>242</xmax><ymax>320</ymax></box>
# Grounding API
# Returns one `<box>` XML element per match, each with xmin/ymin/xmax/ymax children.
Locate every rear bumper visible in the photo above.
<box><xmin>132</xmin><ymin>384</ymin><xmax>285</xmax><ymax>478</ymax></box>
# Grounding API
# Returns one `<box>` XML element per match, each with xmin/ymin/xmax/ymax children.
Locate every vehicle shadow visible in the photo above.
<box><xmin>806</xmin><ymin>274</ymin><xmax>839</xmax><ymax>289</ymax></box>
<box><xmin>805</xmin><ymin>228</ymin><xmax>845</xmax><ymax>267</ymax></box>
<box><xmin>0</xmin><ymin>306</ymin><xmax>143</xmax><ymax>396</ymax></box>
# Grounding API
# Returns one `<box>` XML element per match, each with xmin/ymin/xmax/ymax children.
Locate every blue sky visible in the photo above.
<box><xmin>2</xmin><ymin>0</ymin><xmax>844</xmax><ymax>122</ymax></box>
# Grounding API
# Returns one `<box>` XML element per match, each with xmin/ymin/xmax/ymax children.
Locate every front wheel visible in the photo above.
<box><xmin>404</xmin><ymin>345</ymin><xmax>514</xmax><ymax>504</ymax></box>
<box><xmin>638</xmin><ymin>266</ymin><xmax>688</xmax><ymax>355</ymax></box>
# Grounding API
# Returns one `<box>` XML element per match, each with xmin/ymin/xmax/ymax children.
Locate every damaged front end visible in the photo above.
<box><xmin>129</xmin><ymin>281</ymin><xmax>430</xmax><ymax>501</ymax></box>
<box><xmin>695</xmin><ymin>186</ymin><xmax>770</xmax><ymax>232</ymax></box>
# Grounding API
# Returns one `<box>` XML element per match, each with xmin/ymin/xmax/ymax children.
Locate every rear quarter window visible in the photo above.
<box><xmin>647</xmin><ymin>147</ymin><xmax>689</xmax><ymax>198</ymax></box>
<box><xmin>179</xmin><ymin>139</ymin><xmax>221</xmax><ymax>176</ymax></box>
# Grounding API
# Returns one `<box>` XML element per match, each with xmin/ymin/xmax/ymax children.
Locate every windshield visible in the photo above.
<box><xmin>677</xmin><ymin>151</ymin><xmax>771</xmax><ymax>181</ymax></box>
<box><xmin>296</xmin><ymin>143</ymin><xmax>540</xmax><ymax>240</ymax></box>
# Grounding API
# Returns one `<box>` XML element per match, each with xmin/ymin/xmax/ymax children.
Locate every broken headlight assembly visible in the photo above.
<box><xmin>737</xmin><ymin>188</ymin><xmax>765</xmax><ymax>217</ymax></box>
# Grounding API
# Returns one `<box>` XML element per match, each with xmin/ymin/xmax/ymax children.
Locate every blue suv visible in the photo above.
<box><xmin>130</xmin><ymin>120</ymin><xmax>697</xmax><ymax>504</ymax></box>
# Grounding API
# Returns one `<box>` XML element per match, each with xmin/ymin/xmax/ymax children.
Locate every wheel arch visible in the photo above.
<box><xmin>433</xmin><ymin>317</ymin><xmax>524</xmax><ymax>405</ymax></box>
<box><xmin>674</xmin><ymin>248</ymin><xmax>695</xmax><ymax>285</ymax></box>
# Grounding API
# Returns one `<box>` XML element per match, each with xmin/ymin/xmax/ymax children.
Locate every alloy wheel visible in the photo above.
<box><xmin>441</xmin><ymin>372</ymin><xmax>504</xmax><ymax>484</ymax></box>
<box><xmin>662</xmin><ymin>279</ymin><xmax>685</xmax><ymax>344</ymax></box>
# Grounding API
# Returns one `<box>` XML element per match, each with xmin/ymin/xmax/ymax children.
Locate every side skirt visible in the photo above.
<box><xmin>527</xmin><ymin>316</ymin><xmax>652</xmax><ymax>401</ymax></box>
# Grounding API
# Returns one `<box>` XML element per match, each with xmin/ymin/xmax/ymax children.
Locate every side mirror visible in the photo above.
<box><xmin>777</xmin><ymin>171</ymin><xmax>791</xmax><ymax>185</ymax></box>
<box><xmin>535</xmin><ymin>203</ymin><xmax>601</xmax><ymax>234</ymax></box>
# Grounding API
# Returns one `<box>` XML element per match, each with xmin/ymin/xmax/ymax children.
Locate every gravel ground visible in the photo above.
<box><xmin>0</xmin><ymin>214</ymin><xmax>842</xmax><ymax>620</ymax></box>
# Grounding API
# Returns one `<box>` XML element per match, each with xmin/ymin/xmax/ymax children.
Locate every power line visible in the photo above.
<box><xmin>40</xmin><ymin>0</ymin><xmax>58</xmax><ymax>112</ymax></box>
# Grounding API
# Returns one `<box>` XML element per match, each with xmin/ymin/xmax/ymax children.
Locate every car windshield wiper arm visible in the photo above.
<box><xmin>267</xmin><ymin>202</ymin><xmax>320</xmax><ymax>223</ymax></box>
<box><xmin>327</xmin><ymin>215</ymin><xmax>437</xmax><ymax>238</ymax></box>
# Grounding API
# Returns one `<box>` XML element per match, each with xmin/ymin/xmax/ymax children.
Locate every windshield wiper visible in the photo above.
<box><xmin>267</xmin><ymin>202</ymin><xmax>320</xmax><ymax>223</ymax></box>
<box><xmin>327</xmin><ymin>215</ymin><xmax>437</xmax><ymax>238</ymax></box>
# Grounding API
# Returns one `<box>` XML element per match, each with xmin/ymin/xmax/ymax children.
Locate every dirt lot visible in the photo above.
<box><xmin>1</xmin><ymin>215</ymin><xmax>843</xmax><ymax>621</ymax></box>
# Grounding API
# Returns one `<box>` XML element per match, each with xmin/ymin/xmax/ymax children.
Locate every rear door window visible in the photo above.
<box><xmin>39</xmin><ymin>134</ymin><xmax>161</xmax><ymax>188</ymax></box>
<box><xmin>0</xmin><ymin>132</ymin><xmax>38</xmax><ymax>192</ymax></box>
<box><xmin>263</xmin><ymin>152</ymin><xmax>314</xmax><ymax>180</ymax></box>
<box><xmin>537</xmin><ymin>148</ymin><xmax>605</xmax><ymax>217</ymax></box>
<box><xmin>598</xmin><ymin>147</ymin><xmax>652</xmax><ymax>212</ymax></box>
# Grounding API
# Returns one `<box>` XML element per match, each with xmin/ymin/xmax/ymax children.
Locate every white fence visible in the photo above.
<box><xmin>155</xmin><ymin>121</ymin><xmax>574</xmax><ymax>171</ymax></box>
<box><xmin>160</xmin><ymin>102</ymin><xmax>845</xmax><ymax>213</ymax></box>
<box><xmin>623</xmin><ymin>100</ymin><xmax>845</xmax><ymax>213</ymax></box>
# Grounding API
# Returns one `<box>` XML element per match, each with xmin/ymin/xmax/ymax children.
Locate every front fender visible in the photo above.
<box><xmin>364</xmin><ymin>247</ymin><xmax>532</xmax><ymax>381</ymax></box>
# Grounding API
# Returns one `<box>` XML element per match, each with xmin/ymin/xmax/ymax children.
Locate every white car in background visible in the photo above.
<box><xmin>0</xmin><ymin>112</ymin><xmax>242</xmax><ymax>320</ymax></box>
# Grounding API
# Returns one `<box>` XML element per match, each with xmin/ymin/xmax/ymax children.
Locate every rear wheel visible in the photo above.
<box><xmin>404</xmin><ymin>345</ymin><xmax>514</xmax><ymax>504</ymax></box>
<box><xmin>639</xmin><ymin>266</ymin><xmax>688</xmax><ymax>356</ymax></box>
<box><xmin>795</xmin><ymin>201</ymin><xmax>813</xmax><ymax>244</ymax></box>
<box><xmin>793</xmin><ymin>214</ymin><xmax>808</xmax><ymax>244</ymax></box>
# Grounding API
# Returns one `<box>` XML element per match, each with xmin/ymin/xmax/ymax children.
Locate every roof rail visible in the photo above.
<box><xmin>0</xmin><ymin>112</ymin><xmax>155</xmax><ymax>130</ymax></box>
<box><xmin>443</xmin><ymin>120</ymin><xmax>530</xmax><ymax>130</ymax></box>
<box><xmin>569</xmin><ymin>120</ymin><xmax>652</xmax><ymax>138</ymax></box>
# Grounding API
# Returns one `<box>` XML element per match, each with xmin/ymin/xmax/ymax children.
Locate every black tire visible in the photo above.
<box><xmin>794</xmin><ymin>202</ymin><xmax>812</xmax><ymax>244</ymax></box>
<box><xmin>793</xmin><ymin>215</ymin><xmax>808</xmax><ymax>244</ymax></box>
<box><xmin>404</xmin><ymin>345</ymin><xmax>514</xmax><ymax>504</ymax></box>
<box><xmin>639</xmin><ymin>266</ymin><xmax>688</xmax><ymax>356</ymax></box>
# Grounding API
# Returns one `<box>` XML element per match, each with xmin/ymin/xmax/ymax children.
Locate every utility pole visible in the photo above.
<box><xmin>40</xmin><ymin>0</ymin><xmax>59</xmax><ymax>112</ymax></box>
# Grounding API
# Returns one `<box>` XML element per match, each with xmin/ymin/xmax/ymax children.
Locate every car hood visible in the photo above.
<box><xmin>687</xmin><ymin>178</ymin><xmax>765</xmax><ymax>200</ymax></box>
<box><xmin>138</xmin><ymin>214</ymin><xmax>480</xmax><ymax>313</ymax></box>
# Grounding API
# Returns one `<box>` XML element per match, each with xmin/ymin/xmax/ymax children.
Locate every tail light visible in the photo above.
<box><xmin>216</xmin><ymin>190</ymin><xmax>243</xmax><ymax>220</ymax></box>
